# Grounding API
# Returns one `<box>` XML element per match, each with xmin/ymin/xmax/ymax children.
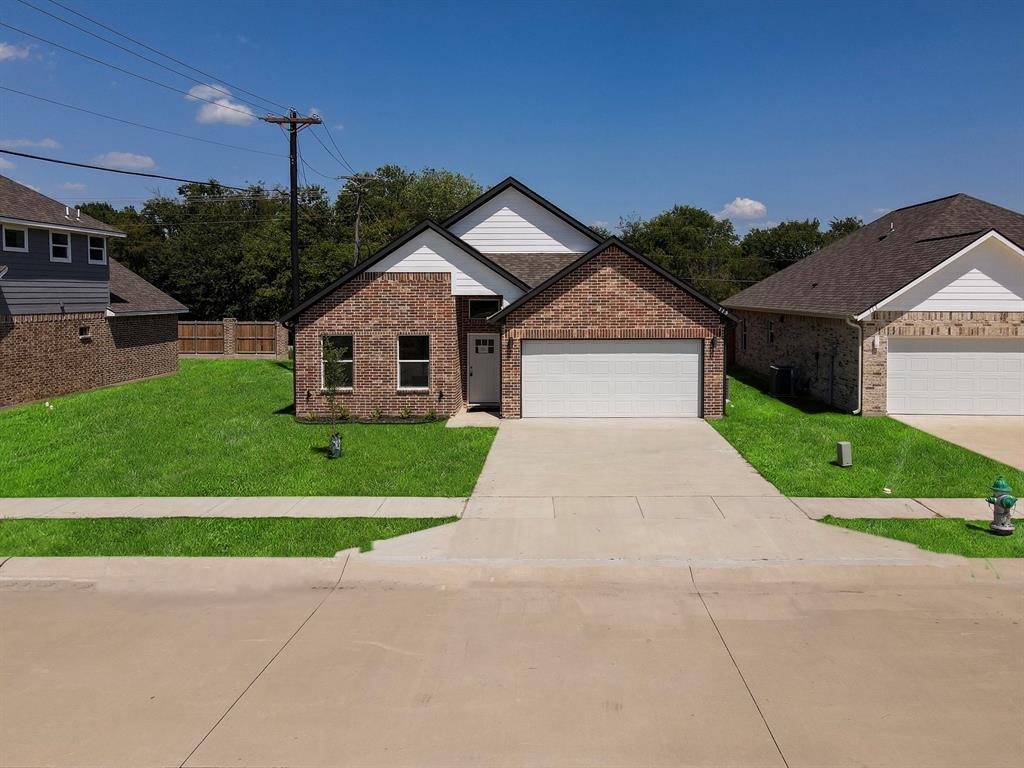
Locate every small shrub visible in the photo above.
<box><xmin>371</xmin><ymin>407</ymin><xmax>383</xmax><ymax>421</ymax></box>
<box><xmin>337</xmin><ymin>405</ymin><xmax>351</xmax><ymax>421</ymax></box>
<box><xmin>425</xmin><ymin>407</ymin><xmax>439</xmax><ymax>422</ymax></box>
<box><xmin>400</xmin><ymin>407</ymin><xmax>412</xmax><ymax>420</ymax></box>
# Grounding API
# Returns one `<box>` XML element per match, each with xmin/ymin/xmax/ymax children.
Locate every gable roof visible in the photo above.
<box><xmin>722</xmin><ymin>193</ymin><xmax>1024</xmax><ymax>318</ymax></box>
<box><xmin>0</xmin><ymin>175</ymin><xmax>125</xmax><ymax>236</ymax></box>
<box><xmin>107</xmin><ymin>259</ymin><xmax>188</xmax><ymax>316</ymax></box>
<box><xmin>442</xmin><ymin>177</ymin><xmax>604</xmax><ymax>247</ymax></box>
<box><xmin>280</xmin><ymin>219</ymin><xmax>530</xmax><ymax>322</ymax></box>
<box><xmin>489</xmin><ymin>237</ymin><xmax>731</xmax><ymax>322</ymax></box>
<box><xmin>486</xmin><ymin>252</ymin><xmax>582</xmax><ymax>287</ymax></box>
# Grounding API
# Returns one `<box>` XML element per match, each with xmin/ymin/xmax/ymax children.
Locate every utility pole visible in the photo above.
<box><xmin>339</xmin><ymin>174</ymin><xmax>381</xmax><ymax>265</ymax></box>
<box><xmin>261</xmin><ymin>109</ymin><xmax>322</xmax><ymax>307</ymax></box>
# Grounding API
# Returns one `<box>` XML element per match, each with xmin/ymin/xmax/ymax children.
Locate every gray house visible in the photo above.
<box><xmin>0</xmin><ymin>175</ymin><xmax>187</xmax><ymax>407</ymax></box>
<box><xmin>724</xmin><ymin>194</ymin><xmax>1023</xmax><ymax>416</ymax></box>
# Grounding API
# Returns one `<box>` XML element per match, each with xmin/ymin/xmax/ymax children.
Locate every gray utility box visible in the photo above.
<box><xmin>836</xmin><ymin>441</ymin><xmax>852</xmax><ymax>467</ymax></box>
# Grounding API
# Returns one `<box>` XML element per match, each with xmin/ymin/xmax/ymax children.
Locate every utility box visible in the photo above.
<box><xmin>836</xmin><ymin>441</ymin><xmax>852</xmax><ymax>468</ymax></box>
<box><xmin>769</xmin><ymin>365</ymin><xmax>795</xmax><ymax>397</ymax></box>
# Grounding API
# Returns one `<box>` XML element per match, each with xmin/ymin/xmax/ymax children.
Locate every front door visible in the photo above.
<box><xmin>468</xmin><ymin>333</ymin><xmax>500</xmax><ymax>405</ymax></box>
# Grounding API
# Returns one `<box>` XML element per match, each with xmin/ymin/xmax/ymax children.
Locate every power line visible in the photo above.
<box><xmin>15</xmin><ymin>0</ymin><xmax>273</xmax><ymax>114</ymax></box>
<box><xmin>42</xmin><ymin>0</ymin><xmax>290</xmax><ymax>113</ymax></box>
<box><xmin>320</xmin><ymin>122</ymin><xmax>355</xmax><ymax>174</ymax></box>
<box><xmin>0</xmin><ymin>149</ymin><xmax>251</xmax><ymax>190</ymax></box>
<box><xmin>0</xmin><ymin>86</ymin><xmax>285</xmax><ymax>158</ymax></box>
<box><xmin>308</xmin><ymin>128</ymin><xmax>354</xmax><ymax>174</ymax></box>
<box><xmin>0</xmin><ymin>21</ymin><xmax>260</xmax><ymax>120</ymax></box>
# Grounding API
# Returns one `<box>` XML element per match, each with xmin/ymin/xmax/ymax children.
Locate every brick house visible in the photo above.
<box><xmin>0</xmin><ymin>176</ymin><xmax>187</xmax><ymax>408</ymax></box>
<box><xmin>282</xmin><ymin>178</ymin><xmax>730</xmax><ymax>421</ymax></box>
<box><xmin>723</xmin><ymin>194</ymin><xmax>1023</xmax><ymax>416</ymax></box>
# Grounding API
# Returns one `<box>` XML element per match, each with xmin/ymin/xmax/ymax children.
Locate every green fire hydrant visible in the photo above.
<box><xmin>985</xmin><ymin>476</ymin><xmax>1016</xmax><ymax>536</ymax></box>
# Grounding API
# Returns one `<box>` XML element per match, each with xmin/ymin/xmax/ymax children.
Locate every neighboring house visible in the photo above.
<box><xmin>0</xmin><ymin>175</ymin><xmax>187</xmax><ymax>408</ymax></box>
<box><xmin>282</xmin><ymin>177</ymin><xmax>730</xmax><ymax>420</ymax></box>
<box><xmin>724</xmin><ymin>193</ymin><xmax>1024</xmax><ymax>416</ymax></box>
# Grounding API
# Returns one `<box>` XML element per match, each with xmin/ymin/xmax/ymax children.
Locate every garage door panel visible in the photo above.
<box><xmin>887</xmin><ymin>338</ymin><xmax>1024</xmax><ymax>415</ymax></box>
<box><xmin>522</xmin><ymin>340</ymin><xmax>702</xmax><ymax>418</ymax></box>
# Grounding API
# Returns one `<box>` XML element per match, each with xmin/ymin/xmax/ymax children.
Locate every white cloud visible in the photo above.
<box><xmin>0</xmin><ymin>42</ymin><xmax>31</xmax><ymax>61</ymax></box>
<box><xmin>333</xmin><ymin>123</ymin><xmax>344</xmax><ymax>131</ymax></box>
<box><xmin>59</xmin><ymin>181</ymin><xmax>87</xmax><ymax>191</ymax></box>
<box><xmin>92</xmin><ymin>152</ymin><xmax>156</xmax><ymax>170</ymax></box>
<box><xmin>14</xmin><ymin>179</ymin><xmax>40</xmax><ymax>192</ymax></box>
<box><xmin>0</xmin><ymin>157</ymin><xmax>14</xmax><ymax>170</ymax></box>
<box><xmin>0</xmin><ymin>137</ymin><xmax>61</xmax><ymax>149</ymax></box>
<box><xmin>716</xmin><ymin>197</ymin><xmax>767</xmax><ymax>221</ymax></box>
<box><xmin>872</xmin><ymin>207</ymin><xmax>891</xmax><ymax>217</ymax></box>
<box><xmin>591</xmin><ymin>220</ymin><xmax>610</xmax><ymax>229</ymax></box>
<box><xmin>187</xmin><ymin>84</ymin><xmax>256</xmax><ymax>125</ymax></box>
<box><xmin>308</xmin><ymin>106</ymin><xmax>322</xmax><ymax>118</ymax></box>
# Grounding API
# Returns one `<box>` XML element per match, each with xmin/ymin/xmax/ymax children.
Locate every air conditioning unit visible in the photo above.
<box><xmin>769</xmin><ymin>364</ymin><xmax>795</xmax><ymax>398</ymax></box>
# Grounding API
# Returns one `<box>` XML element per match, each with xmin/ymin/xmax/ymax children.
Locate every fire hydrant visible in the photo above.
<box><xmin>985</xmin><ymin>476</ymin><xmax>1016</xmax><ymax>536</ymax></box>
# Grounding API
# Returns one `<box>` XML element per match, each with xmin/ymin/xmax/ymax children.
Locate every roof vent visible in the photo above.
<box><xmin>64</xmin><ymin>206</ymin><xmax>70</xmax><ymax>218</ymax></box>
<box><xmin>75</xmin><ymin>208</ymin><xmax>81</xmax><ymax>219</ymax></box>
<box><xmin>889</xmin><ymin>222</ymin><xmax>895</xmax><ymax>233</ymax></box>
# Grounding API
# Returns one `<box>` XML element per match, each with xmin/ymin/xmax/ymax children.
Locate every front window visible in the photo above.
<box><xmin>88</xmin><ymin>236</ymin><xmax>107</xmax><ymax>264</ymax></box>
<box><xmin>468</xmin><ymin>298</ymin><xmax>502</xmax><ymax>319</ymax></box>
<box><xmin>741</xmin><ymin>320</ymin><xmax>748</xmax><ymax>351</ymax></box>
<box><xmin>50</xmin><ymin>231</ymin><xmax>70</xmax><ymax>262</ymax></box>
<box><xmin>2</xmin><ymin>225</ymin><xmax>28</xmax><ymax>252</ymax></box>
<box><xmin>322</xmin><ymin>335</ymin><xmax>353</xmax><ymax>390</ymax></box>
<box><xmin>767</xmin><ymin>320</ymin><xmax>775</xmax><ymax>344</ymax></box>
<box><xmin>398</xmin><ymin>335</ymin><xmax>430</xmax><ymax>389</ymax></box>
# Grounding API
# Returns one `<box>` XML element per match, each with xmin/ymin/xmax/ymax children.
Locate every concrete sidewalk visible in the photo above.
<box><xmin>2</xmin><ymin>494</ymin><xmax>992</xmax><ymax>519</ymax></box>
<box><xmin>1</xmin><ymin>555</ymin><xmax>1020</xmax><ymax>768</ymax></box>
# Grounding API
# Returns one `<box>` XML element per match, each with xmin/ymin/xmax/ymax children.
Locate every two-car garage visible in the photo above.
<box><xmin>521</xmin><ymin>340</ymin><xmax>703</xmax><ymax>417</ymax></box>
<box><xmin>887</xmin><ymin>338</ymin><xmax>1024</xmax><ymax>415</ymax></box>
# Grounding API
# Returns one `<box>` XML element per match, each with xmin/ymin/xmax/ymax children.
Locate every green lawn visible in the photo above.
<box><xmin>0</xmin><ymin>360</ymin><xmax>496</xmax><ymax>497</ymax></box>
<box><xmin>712</xmin><ymin>375</ymin><xmax>1024</xmax><ymax>497</ymax></box>
<box><xmin>822</xmin><ymin>517</ymin><xmax>1023</xmax><ymax>558</ymax></box>
<box><xmin>0</xmin><ymin>516</ymin><xmax>455</xmax><ymax>557</ymax></box>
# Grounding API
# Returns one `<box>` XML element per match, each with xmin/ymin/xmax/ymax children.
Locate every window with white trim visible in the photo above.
<box><xmin>2</xmin><ymin>225</ymin><xmax>28</xmax><ymax>252</ymax></box>
<box><xmin>322</xmin><ymin>335</ymin><xmax>353</xmax><ymax>390</ymax></box>
<box><xmin>398</xmin><ymin>335</ymin><xmax>430</xmax><ymax>389</ymax></box>
<box><xmin>88</xmin><ymin>236</ymin><xmax>107</xmax><ymax>264</ymax></box>
<box><xmin>767</xmin><ymin>320</ymin><xmax>775</xmax><ymax>344</ymax></box>
<box><xmin>50</xmin><ymin>231</ymin><xmax>71</xmax><ymax>262</ymax></box>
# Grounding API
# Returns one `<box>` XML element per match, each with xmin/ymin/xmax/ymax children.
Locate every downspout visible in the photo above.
<box><xmin>844</xmin><ymin>316</ymin><xmax>862</xmax><ymax>415</ymax></box>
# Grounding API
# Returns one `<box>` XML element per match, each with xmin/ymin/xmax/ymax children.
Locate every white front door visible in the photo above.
<box><xmin>521</xmin><ymin>340</ymin><xmax>702</xmax><ymax>417</ymax></box>
<box><xmin>468</xmin><ymin>333</ymin><xmax>501</xmax><ymax>404</ymax></box>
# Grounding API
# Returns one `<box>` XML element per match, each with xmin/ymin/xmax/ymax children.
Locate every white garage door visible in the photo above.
<box><xmin>887</xmin><ymin>338</ymin><xmax>1024</xmax><ymax>415</ymax></box>
<box><xmin>521</xmin><ymin>340</ymin><xmax>702</xmax><ymax>417</ymax></box>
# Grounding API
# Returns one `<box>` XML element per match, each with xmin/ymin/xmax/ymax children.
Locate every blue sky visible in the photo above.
<box><xmin>1</xmin><ymin>0</ymin><xmax>1021</xmax><ymax>232</ymax></box>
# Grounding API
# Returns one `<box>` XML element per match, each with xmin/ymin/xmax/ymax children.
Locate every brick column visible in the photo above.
<box><xmin>223</xmin><ymin>317</ymin><xmax>237</xmax><ymax>356</ymax></box>
<box><xmin>276</xmin><ymin>322</ymin><xmax>290</xmax><ymax>359</ymax></box>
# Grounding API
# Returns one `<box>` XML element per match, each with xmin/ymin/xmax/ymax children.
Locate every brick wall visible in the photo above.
<box><xmin>499</xmin><ymin>246</ymin><xmax>727</xmax><ymax>418</ymax></box>
<box><xmin>0</xmin><ymin>312</ymin><xmax>179</xmax><ymax>408</ymax></box>
<box><xmin>861</xmin><ymin>310</ymin><xmax>1024</xmax><ymax>415</ymax></box>
<box><xmin>730</xmin><ymin>309</ymin><xmax>861</xmax><ymax>411</ymax></box>
<box><xmin>293</xmin><ymin>272</ymin><xmax>462</xmax><ymax>421</ymax></box>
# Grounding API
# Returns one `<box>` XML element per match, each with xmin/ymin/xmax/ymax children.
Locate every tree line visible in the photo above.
<box><xmin>82</xmin><ymin>165</ymin><xmax>862</xmax><ymax>320</ymax></box>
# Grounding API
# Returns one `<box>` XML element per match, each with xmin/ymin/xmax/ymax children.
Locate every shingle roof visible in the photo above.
<box><xmin>108</xmin><ymin>259</ymin><xmax>188</xmax><ymax>315</ymax></box>
<box><xmin>486</xmin><ymin>252</ymin><xmax>583</xmax><ymax>287</ymax></box>
<box><xmin>722</xmin><ymin>193</ymin><xmax>1024</xmax><ymax>317</ymax></box>
<box><xmin>0</xmin><ymin>175</ymin><xmax>124</xmax><ymax>235</ymax></box>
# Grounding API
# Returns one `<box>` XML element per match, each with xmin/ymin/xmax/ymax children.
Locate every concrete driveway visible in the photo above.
<box><xmin>892</xmin><ymin>414</ymin><xmax>1024</xmax><ymax>470</ymax></box>
<box><xmin>2</xmin><ymin>555</ymin><xmax>1020</xmax><ymax>768</ymax></box>
<box><xmin>472</xmin><ymin>418</ymin><xmax>778</xmax><ymax>497</ymax></box>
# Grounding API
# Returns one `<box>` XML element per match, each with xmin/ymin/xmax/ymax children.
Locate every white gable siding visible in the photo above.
<box><xmin>448</xmin><ymin>188</ymin><xmax>597</xmax><ymax>254</ymax></box>
<box><xmin>373</xmin><ymin>229</ymin><xmax>524</xmax><ymax>301</ymax></box>
<box><xmin>879</xmin><ymin>236</ymin><xmax>1024</xmax><ymax>312</ymax></box>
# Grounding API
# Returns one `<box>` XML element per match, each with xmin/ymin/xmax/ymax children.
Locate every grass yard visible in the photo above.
<box><xmin>713</xmin><ymin>375</ymin><xmax>1024</xmax><ymax>498</ymax></box>
<box><xmin>822</xmin><ymin>517</ymin><xmax>1024</xmax><ymax>558</ymax></box>
<box><xmin>0</xmin><ymin>516</ymin><xmax>455</xmax><ymax>557</ymax></box>
<box><xmin>0</xmin><ymin>360</ymin><xmax>496</xmax><ymax>497</ymax></box>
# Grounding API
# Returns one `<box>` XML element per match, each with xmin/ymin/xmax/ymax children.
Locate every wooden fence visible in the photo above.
<box><xmin>178</xmin><ymin>318</ymin><xmax>288</xmax><ymax>358</ymax></box>
<box><xmin>236</xmin><ymin>322</ymin><xmax>278</xmax><ymax>355</ymax></box>
<box><xmin>178</xmin><ymin>321</ymin><xmax>225</xmax><ymax>355</ymax></box>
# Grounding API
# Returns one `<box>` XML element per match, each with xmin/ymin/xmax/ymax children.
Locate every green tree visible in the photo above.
<box><xmin>825</xmin><ymin>216</ymin><xmax>863</xmax><ymax>244</ymax></box>
<box><xmin>619</xmin><ymin>206</ymin><xmax>740</xmax><ymax>300</ymax></box>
